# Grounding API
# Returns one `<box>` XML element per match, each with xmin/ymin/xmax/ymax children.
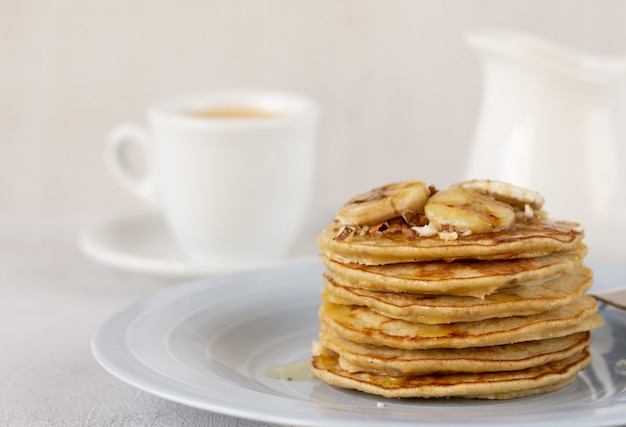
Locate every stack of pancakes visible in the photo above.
<box><xmin>311</xmin><ymin>180</ymin><xmax>604</xmax><ymax>399</ymax></box>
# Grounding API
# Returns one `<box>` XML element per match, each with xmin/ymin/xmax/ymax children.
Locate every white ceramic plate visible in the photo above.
<box><xmin>78</xmin><ymin>211</ymin><xmax>318</xmax><ymax>279</ymax></box>
<box><xmin>92</xmin><ymin>260</ymin><xmax>626</xmax><ymax>427</ymax></box>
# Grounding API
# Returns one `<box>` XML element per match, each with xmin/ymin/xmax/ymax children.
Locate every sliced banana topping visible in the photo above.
<box><xmin>455</xmin><ymin>179</ymin><xmax>545</xmax><ymax>210</ymax></box>
<box><xmin>336</xmin><ymin>181</ymin><xmax>431</xmax><ymax>226</ymax></box>
<box><xmin>424</xmin><ymin>186</ymin><xmax>516</xmax><ymax>235</ymax></box>
<box><xmin>334</xmin><ymin>179</ymin><xmax>547</xmax><ymax>241</ymax></box>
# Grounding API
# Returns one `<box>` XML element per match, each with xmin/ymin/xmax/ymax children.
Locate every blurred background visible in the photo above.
<box><xmin>3</xmin><ymin>0</ymin><xmax>626</xmax><ymax>221</ymax></box>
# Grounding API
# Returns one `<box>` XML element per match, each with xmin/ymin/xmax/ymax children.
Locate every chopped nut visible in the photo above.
<box><xmin>412</xmin><ymin>224</ymin><xmax>438</xmax><ymax>237</ymax></box>
<box><xmin>401</xmin><ymin>210</ymin><xmax>417</xmax><ymax>225</ymax></box>
<box><xmin>414</xmin><ymin>214</ymin><xmax>429</xmax><ymax>226</ymax></box>
<box><xmin>386</xmin><ymin>219</ymin><xmax>405</xmax><ymax>234</ymax></box>
<box><xmin>334</xmin><ymin>225</ymin><xmax>355</xmax><ymax>241</ymax></box>
<box><xmin>524</xmin><ymin>203</ymin><xmax>534</xmax><ymax>218</ymax></box>
<box><xmin>369</xmin><ymin>221</ymin><xmax>389</xmax><ymax>235</ymax></box>
<box><xmin>459</xmin><ymin>229</ymin><xmax>473</xmax><ymax>237</ymax></box>
<box><xmin>438</xmin><ymin>231</ymin><xmax>458</xmax><ymax>241</ymax></box>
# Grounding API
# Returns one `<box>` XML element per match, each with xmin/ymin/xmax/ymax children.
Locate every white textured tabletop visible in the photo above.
<box><xmin>0</xmin><ymin>213</ymin><xmax>287</xmax><ymax>427</ymax></box>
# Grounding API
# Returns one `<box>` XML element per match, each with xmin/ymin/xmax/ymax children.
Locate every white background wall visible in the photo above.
<box><xmin>3</xmin><ymin>0</ymin><xmax>626</xmax><ymax>217</ymax></box>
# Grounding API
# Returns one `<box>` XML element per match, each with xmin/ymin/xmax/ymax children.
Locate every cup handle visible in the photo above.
<box><xmin>104</xmin><ymin>124</ymin><xmax>160</xmax><ymax>210</ymax></box>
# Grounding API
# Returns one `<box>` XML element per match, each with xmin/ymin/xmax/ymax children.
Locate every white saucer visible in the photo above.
<box><xmin>78</xmin><ymin>211</ymin><xmax>318</xmax><ymax>279</ymax></box>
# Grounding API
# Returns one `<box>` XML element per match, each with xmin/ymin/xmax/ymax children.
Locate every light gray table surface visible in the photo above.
<box><xmin>5</xmin><ymin>212</ymin><xmax>625</xmax><ymax>427</ymax></box>
<box><xmin>0</xmin><ymin>212</ymin><xmax>295</xmax><ymax>427</ymax></box>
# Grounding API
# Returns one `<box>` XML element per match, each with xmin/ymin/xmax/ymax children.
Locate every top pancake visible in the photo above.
<box><xmin>317</xmin><ymin>219</ymin><xmax>584</xmax><ymax>265</ymax></box>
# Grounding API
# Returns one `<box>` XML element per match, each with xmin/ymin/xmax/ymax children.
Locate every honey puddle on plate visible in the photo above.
<box><xmin>265</xmin><ymin>360</ymin><xmax>313</xmax><ymax>381</ymax></box>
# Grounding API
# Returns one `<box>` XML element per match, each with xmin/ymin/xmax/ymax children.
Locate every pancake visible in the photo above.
<box><xmin>321</xmin><ymin>330</ymin><xmax>591</xmax><ymax>375</ymax></box>
<box><xmin>311</xmin><ymin>343</ymin><xmax>591</xmax><ymax>399</ymax></box>
<box><xmin>317</xmin><ymin>219</ymin><xmax>584</xmax><ymax>266</ymax></box>
<box><xmin>321</xmin><ymin>244</ymin><xmax>587</xmax><ymax>298</ymax></box>
<box><xmin>322</xmin><ymin>265</ymin><xmax>593</xmax><ymax>323</ymax></box>
<box><xmin>319</xmin><ymin>295</ymin><xmax>604</xmax><ymax>349</ymax></box>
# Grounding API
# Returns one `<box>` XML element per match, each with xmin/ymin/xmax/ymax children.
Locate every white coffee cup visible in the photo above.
<box><xmin>105</xmin><ymin>90</ymin><xmax>319</xmax><ymax>268</ymax></box>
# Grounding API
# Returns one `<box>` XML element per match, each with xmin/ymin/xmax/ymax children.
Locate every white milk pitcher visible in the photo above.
<box><xmin>465</xmin><ymin>28</ymin><xmax>626</xmax><ymax>263</ymax></box>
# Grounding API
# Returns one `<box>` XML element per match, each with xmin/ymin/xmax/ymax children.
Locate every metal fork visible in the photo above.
<box><xmin>590</xmin><ymin>288</ymin><xmax>626</xmax><ymax>310</ymax></box>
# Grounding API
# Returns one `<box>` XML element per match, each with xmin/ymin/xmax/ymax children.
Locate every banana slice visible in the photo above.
<box><xmin>424</xmin><ymin>186</ymin><xmax>515</xmax><ymax>234</ymax></box>
<box><xmin>336</xmin><ymin>181</ymin><xmax>431</xmax><ymax>226</ymax></box>
<box><xmin>455</xmin><ymin>179</ymin><xmax>545</xmax><ymax>210</ymax></box>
